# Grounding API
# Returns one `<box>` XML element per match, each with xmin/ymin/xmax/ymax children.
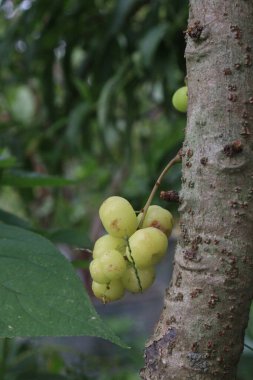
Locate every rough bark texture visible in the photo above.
<box><xmin>141</xmin><ymin>1</ymin><xmax>253</xmax><ymax>379</ymax></box>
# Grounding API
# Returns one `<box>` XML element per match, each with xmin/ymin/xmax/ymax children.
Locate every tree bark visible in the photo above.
<box><xmin>141</xmin><ymin>1</ymin><xmax>253</xmax><ymax>379</ymax></box>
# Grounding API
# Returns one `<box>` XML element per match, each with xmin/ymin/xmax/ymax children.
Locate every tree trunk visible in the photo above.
<box><xmin>141</xmin><ymin>1</ymin><xmax>253</xmax><ymax>379</ymax></box>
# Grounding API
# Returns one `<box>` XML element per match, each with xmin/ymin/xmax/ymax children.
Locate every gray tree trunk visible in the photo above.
<box><xmin>141</xmin><ymin>1</ymin><xmax>253</xmax><ymax>379</ymax></box>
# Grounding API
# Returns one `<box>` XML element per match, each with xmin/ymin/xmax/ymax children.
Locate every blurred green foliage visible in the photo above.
<box><xmin>0</xmin><ymin>317</ymin><xmax>144</xmax><ymax>380</ymax></box>
<box><xmin>1</xmin><ymin>311</ymin><xmax>253</xmax><ymax>380</ymax></box>
<box><xmin>0</xmin><ymin>0</ymin><xmax>187</xmax><ymax>245</ymax></box>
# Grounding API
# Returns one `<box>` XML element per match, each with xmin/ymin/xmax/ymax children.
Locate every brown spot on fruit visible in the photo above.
<box><xmin>111</xmin><ymin>219</ymin><xmax>120</xmax><ymax>231</ymax></box>
<box><xmin>150</xmin><ymin>220</ymin><xmax>167</xmax><ymax>235</ymax></box>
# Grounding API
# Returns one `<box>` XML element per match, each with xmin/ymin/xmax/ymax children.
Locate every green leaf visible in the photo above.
<box><xmin>42</xmin><ymin>117</ymin><xmax>68</xmax><ymax>139</ymax></box>
<box><xmin>71</xmin><ymin>259</ymin><xmax>90</xmax><ymax>269</ymax></box>
<box><xmin>66</xmin><ymin>103</ymin><xmax>92</xmax><ymax>146</ymax></box>
<box><xmin>0</xmin><ymin>211</ymin><xmax>82</xmax><ymax>246</ymax></box>
<box><xmin>110</xmin><ymin>0</ymin><xmax>140</xmax><ymax>35</ymax></box>
<box><xmin>73</xmin><ymin>78</ymin><xmax>92</xmax><ymax>101</ymax></box>
<box><xmin>98</xmin><ymin>61</ymin><xmax>129</xmax><ymax>128</ymax></box>
<box><xmin>97</xmin><ymin>76</ymin><xmax>118</xmax><ymax>128</ymax></box>
<box><xmin>0</xmin><ymin>224</ymin><xmax>127</xmax><ymax>347</ymax></box>
<box><xmin>16</xmin><ymin>374</ymin><xmax>67</xmax><ymax>380</ymax></box>
<box><xmin>46</xmin><ymin>228</ymin><xmax>90</xmax><ymax>247</ymax></box>
<box><xmin>1</xmin><ymin>170</ymin><xmax>77</xmax><ymax>187</ymax></box>
<box><xmin>0</xmin><ymin>209</ymin><xmax>31</xmax><ymax>230</ymax></box>
<box><xmin>139</xmin><ymin>24</ymin><xmax>168</xmax><ymax>66</ymax></box>
<box><xmin>0</xmin><ymin>156</ymin><xmax>17</xmax><ymax>169</ymax></box>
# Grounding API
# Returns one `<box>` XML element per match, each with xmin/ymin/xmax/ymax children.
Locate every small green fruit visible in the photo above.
<box><xmin>122</xmin><ymin>265</ymin><xmax>155</xmax><ymax>293</ymax></box>
<box><xmin>99</xmin><ymin>196</ymin><xmax>138</xmax><ymax>238</ymax></box>
<box><xmin>89</xmin><ymin>259</ymin><xmax>109</xmax><ymax>284</ymax></box>
<box><xmin>172</xmin><ymin>86</ymin><xmax>188</xmax><ymax>113</ymax></box>
<box><xmin>99</xmin><ymin>249</ymin><xmax>127</xmax><ymax>280</ymax></box>
<box><xmin>138</xmin><ymin>205</ymin><xmax>173</xmax><ymax>237</ymax></box>
<box><xmin>93</xmin><ymin>234</ymin><xmax>126</xmax><ymax>259</ymax></box>
<box><xmin>126</xmin><ymin>227</ymin><xmax>168</xmax><ymax>268</ymax></box>
<box><xmin>92</xmin><ymin>280</ymin><xmax>125</xmax><ymax>303</ymax></box>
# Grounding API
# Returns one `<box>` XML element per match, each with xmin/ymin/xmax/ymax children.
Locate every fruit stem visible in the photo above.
<box><xmin>139</xmin><ymin>151</ymin><xmax>182</xmax><ymax>228</ymax></box>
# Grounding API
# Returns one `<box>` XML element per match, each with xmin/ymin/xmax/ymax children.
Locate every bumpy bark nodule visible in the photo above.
<box><xmin>141</xmin><ymin>1</ymin><xmax>253</xmax><ymax>379</ymax></box>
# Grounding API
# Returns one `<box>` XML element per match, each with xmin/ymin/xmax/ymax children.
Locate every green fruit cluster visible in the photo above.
<box><xmin>90</xmin><ymin>196</ymin><xmax>173</xmax><ymax>303</ymax></box>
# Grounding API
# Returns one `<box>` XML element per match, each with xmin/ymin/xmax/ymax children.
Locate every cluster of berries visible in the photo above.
<box><xmin>90</xmin><ymin>196</ymin><xmax>173</xmax><ymax>303</ymax></box>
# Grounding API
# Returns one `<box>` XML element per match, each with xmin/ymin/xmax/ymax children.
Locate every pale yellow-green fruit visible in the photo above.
<box><xmin>172</xmin><ymin>86</ymin><xmax>188</xmax><ymax>113</ymax></box>
<box><xmin>93</xmin><ymin>234</ymin><xmax>126</xmax><ymax>259</ymax></box>
<box><xmin>89</xmin><ymin>259</ymin><xmax>109</xmax><ymax>284</ymax></box>
<box><xmin>122</xmin><ymin>264</ymin><xmax>155</xmax><ymax>293</ymax></box>
<box><xmin>92</xmin><ymin>280</ymin><xmax>125</xmax><ymax>303</ymax></box>
<box><xmin>126</xmin><ymin>227</ymin><xmax>168</xmax><ymax>268</ymax></box>
<box><xmin>99</xmin><ymin>196</ymin><xmax>138</xmax><ymax>238</ymax></box>
<box><xmin>138</xmin><ymin>205</ymin><xmax>173</xmax><ymax>237</ymax></box>
<box><xmin>99</xmin><ymin>249</ymin><xmax>127</xmax><ymax>280</ymax></box>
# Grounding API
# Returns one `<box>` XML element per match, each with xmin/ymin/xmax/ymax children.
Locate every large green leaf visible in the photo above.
<box><xmin>0</xmin><ymin>209</ymin><xmax>31</xmax><ymax>230</ymax></box>
<box><xmin>98</xmin><ymin>61</ymin><xmax>129</xmax><ymax>129</ymax></box>
<box><xmin>45</xmin><ymin>228</ymin><xmax>90</xmax><ymax>247</ymax></box>
<box><xmin>0</xmin><ymin>210</ymin><xmax>89</xmax><ymax>247</ymax></box>
<box><xmin>16</xmin><ymin>374</ymin><xmax>67</xmax><ymax>380</ymax></box>
<box><xmin>139</xmin><ymin>24</ymin><xmax>168</xmax><ymax>66</ymax></box>
<box><xmin>110</xmin><ymin>0</ymin><xmax>139</xmax><ymax>34</ymax></box>
<box><xmin>0</xmin><ymin>224</ymin><xmax>126</xmax><ymax>347</ymax></box>
<box><xmin>1</xmin><ymin>170</ymin><xmax>77</xmax><ymax>187</ymax></box>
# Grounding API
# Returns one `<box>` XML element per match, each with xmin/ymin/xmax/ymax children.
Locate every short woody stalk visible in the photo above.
<box><xmin>138</xmin><ymin>152</ymin><xmax>181</xmax><ymax>228</ymax></box>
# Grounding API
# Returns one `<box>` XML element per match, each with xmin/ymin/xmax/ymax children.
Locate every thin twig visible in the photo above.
<box><xmin>244</xmin><ymin>343</ymin><xmax>253</xmax><ymax>352</ymax></box>
<box><xmin>138</xmin><ymin>152</ymin><xmax>182</xmax><ymax>228</ymax></box>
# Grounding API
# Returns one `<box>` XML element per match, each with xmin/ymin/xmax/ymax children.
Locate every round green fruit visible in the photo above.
<box><xmin>93</xmin><ymin>234</ymin><xmax>126</xmax><ymax>259</ymax></box>
<box><xmin>122</xmin><ymin>265</ymin><xmax>155</xmax><ymax>293</ymax></box>
<box><xmin>99</xmin><ymin>249</ymin><xmax>127</xmax><ymax>280</ymax></box>
<box><xmin>172</xmin><ymin>86</ymin><xmax>188</xmax><ymax>113</ymax></box>
<box><xmin>126</xmin><ymin>227</ymin><xmax>168</xmax><ymax>268</ymax></box>
<box><xmin>99</xmin><ymin>196</ymin><xmax>138</xmax><ymax>238</ymax></box>
<box><xmin>92</xmin><ymin>280</ymin><xmax>125</xmax><ymax>303</ymax></box>
<box><xmin>138</xmin><ymin>205</ymin><xmax>173</xmax><ymax>237</ymax></box>
<box><xmin>89</xmin><ymin>259</ymin><xmax>109</xmax><ymax>284</ymax></box>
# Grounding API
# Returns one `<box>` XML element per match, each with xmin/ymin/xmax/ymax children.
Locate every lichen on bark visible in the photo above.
<box><xmin>141</xmin><ymin>1</ymin><xmax>253</xmax><ymax>379</ymax></box>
